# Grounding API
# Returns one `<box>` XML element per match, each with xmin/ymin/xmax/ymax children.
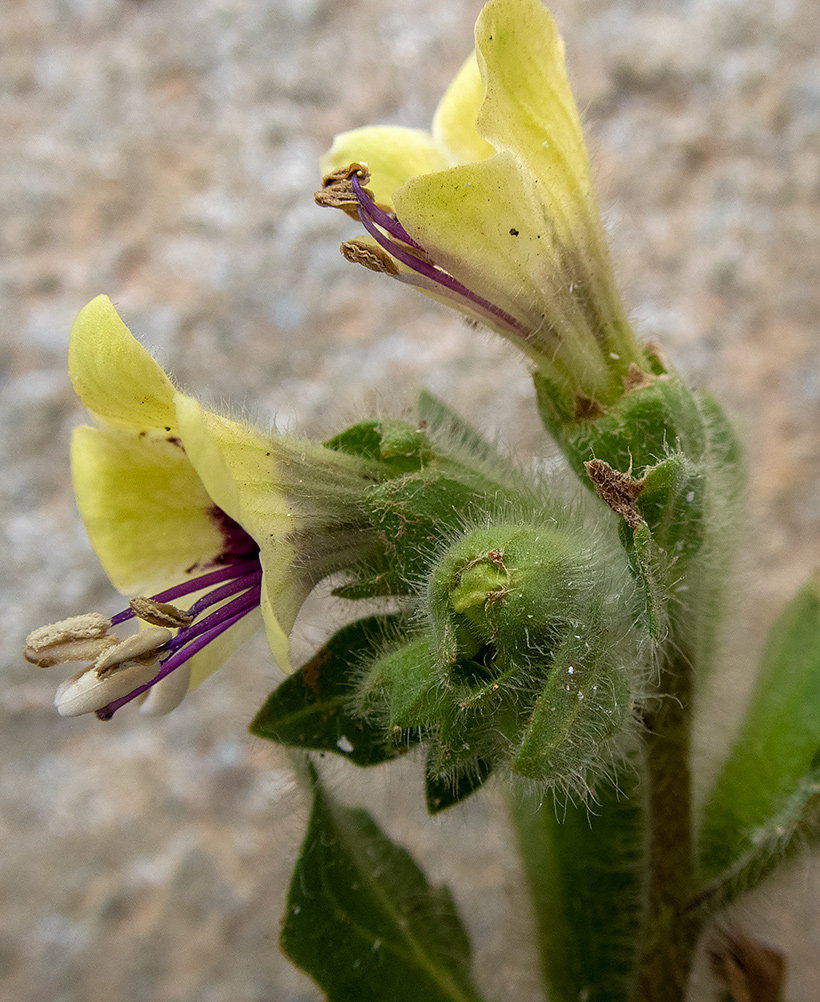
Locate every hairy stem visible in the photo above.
<box><xmin>510</xmin><ymin>768</ymin><xmax>645</xmax><ymax>1002</ymax></box>
<box><xmin>634</xmin><ymin>645</ymin><xmax>700</xmax><ymax>1002</ymax></box>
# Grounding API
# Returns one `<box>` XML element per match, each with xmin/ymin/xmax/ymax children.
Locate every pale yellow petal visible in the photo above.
<box><xmin>174</xmin><ymin>394</ymin><xmax>303</xmax><ymax>672</ymax></box>
<box><xmin>71</xmin><ymin>424</ymin><xmax>223</xmax><ymax>594</ymax></box>
<box><xmin>395</xmin><ymin>153</ymin><xmax>564</xmax><ymax>336</ymax></box>
<box><xmin>173</xmin><ymin>394</ymin><xmax>294</xmax><ymax>536</ymax></box>
<box><xmin>68</xmin><ymin>295</ymin><xmax>178</xmax><ymax>433</ymax></box>
<box><xmin>472</xmin><ymin>0</ymin><xmax>598</xmax><ymax>249</ymax></box>
<box><xmin>321</xmin><ymin>126</ymin><xmax>449</xmax><ymax>207</ymax></box>
<box><xmin>431</xmin><ymin>52</ymin><xmax>495</xmax><ymax>166</ymax></box>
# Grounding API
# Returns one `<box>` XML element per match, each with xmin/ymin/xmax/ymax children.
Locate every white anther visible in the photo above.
<box><xmin>54</xmin><ymin>659</ymin><xmax>162</xmax><ymax>717</ymax></box>
<box><xmin>94</xmin><ymin>627</ymin><xmax>172</xmax><ymax>675</ymax></box>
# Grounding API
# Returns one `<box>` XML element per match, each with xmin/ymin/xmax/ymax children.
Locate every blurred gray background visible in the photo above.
<box><xmin>2</xmin><ymin>0</ymin><xmax>819</xmax><ymax>998</ymax></box>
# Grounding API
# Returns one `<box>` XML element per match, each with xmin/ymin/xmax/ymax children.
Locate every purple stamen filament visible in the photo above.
<box><xmin>97</xmin><ymin>554</ymin><xmax>263</xmax><ymax>720</ymax></box>
<box><xmin>350</xmin><ymin>173</ymin><xmax>530</xmax><ymax>340</ymax></box>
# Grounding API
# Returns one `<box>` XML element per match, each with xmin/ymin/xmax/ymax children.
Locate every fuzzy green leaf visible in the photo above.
<box><xmin>693</xmin><ymin>750</ymin><xmax>820</xmax><ymax>919</ymax></box>
<box><xmin>281</xmin><ymin>772</ymin><xmax>485</xmax><ymax>1002</ymax></box>
<box><xmin>250</xmin><ymin>615</ymin><xmax>416</xmax><ymax>766</ymax></box>
<box><xmin>699</xmin><ymin>574</ymin><xmax>820</xmax><ymax>878</ymax></box>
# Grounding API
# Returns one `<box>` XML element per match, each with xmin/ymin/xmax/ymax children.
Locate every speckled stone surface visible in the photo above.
<box><xmin>2</xmin><ymin>0</ymin><xmax>819</xmax><ymax>999</ymax></box>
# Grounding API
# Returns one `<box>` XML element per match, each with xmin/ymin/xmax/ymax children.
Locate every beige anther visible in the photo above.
<box><xmin>24</xmin><ymin>613</ymin><xmax>115</xmax><ymax>667</ymax></box>
<box><xmin>94</xmin><ymin>627</ymin><xmax>173</xmax><ymax>676</ymax></box>
<box><xmin>26</xmin><ymin>613</ymin><xmax>110</xmax><ymax>649</ymax></box>
<box><xmin>315</xmin><ymin>162</ymin><xmax>375</xmax><ymax>219</ymax></box>
<box><xmin>54</xmin><ymin>659</ymin><xmax>162</xmax><ymax>717</ymax></box>
<box><xmin>340</xmin><ymin>239</ymin><xmax>399</xmax><ymax>276</ymax></box>
<box><xmin>129</xmin><ymin>597</ymin><xmax>194</xmax><ymax>629</ymax></box>
<box><xmin>25</xmin><ymin>636</ymin><xmax>118</xmax><ymax>668</ymax></box>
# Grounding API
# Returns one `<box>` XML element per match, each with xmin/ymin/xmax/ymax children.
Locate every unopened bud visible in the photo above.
<box><xmin>429</xmin><ymin>524</ymin><xmax>594</xmax><ymax>673</ymax></box>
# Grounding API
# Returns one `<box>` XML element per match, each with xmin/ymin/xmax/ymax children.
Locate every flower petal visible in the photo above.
<box><xmin>394</xmin><ymin>153</ymin><xmax>592</xmax><ymax>344</ymax></box>
<box><xmin>321</xmin><ymin>126</ymin><xmax>449</xmax><ymax>208</ymax></box>
<box><xmin>172</xmin><ymin>394</ymin><xmax>294</xmax><ymax>533</ymax></box>
<box><xmin>69</xmin><ymin>295</ymin><xmax>178</xmax><ymax>433</ymax></box>
<box><xmin>174</xmin><ymin>394</ymin><xmax>301</xmax><ymax>671</ymax></box>
<box><xmin>474</xmin><ymin>0</ymin><xmax>595</xmax><ymax>219</ymax></box>
<box><xmin>71</xmin><ymin>424</ymin><xmax>224</xmax><ymax>594</ymax></box>
<box><xmin>431</xmin><ymin>52</ymin><xmax>495</xmax><ymax>166</ymax></box>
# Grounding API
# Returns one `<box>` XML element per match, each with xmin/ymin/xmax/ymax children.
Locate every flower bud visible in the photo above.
<box><xmin>359</xmin><ymin>516</ymin><xmax>647</xmax><ymax>797</ymax></box>
<box><xmin>428</xmin><ymin>524</ymin><xmax>599</xmax><ymax>678</ymax></box>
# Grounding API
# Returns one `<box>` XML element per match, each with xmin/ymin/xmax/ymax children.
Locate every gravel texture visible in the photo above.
<box><xmin>2</xmin><ymin>0</ymin><xmax>819</xmax><ymax>999</ymax></box>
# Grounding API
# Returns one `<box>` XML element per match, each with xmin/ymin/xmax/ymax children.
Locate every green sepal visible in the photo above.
<box><xmin>358</xmin><ymin>633</ymin><xmax>442</xmax><ymax>731</ymax></box>
<box><xmin>699</xmin><ymin>573</ymin><xmax>820</xmax><ymax>878</ymax></box>
<box><xmin>361</xmin><ymin>468</ymin><xmax>509</xmax><ymax>592</ymax></box>
<box><xmin>417</xmin><ymin>389</ymin><xmax>506</xmax><ymax>469</ymax></box>
<box><xmin>425</xmin><ymin>753</ymin><xmax>493</xmax><ymax>815</ymax></box>
<box><xmin>637</xmin><ymin>453</ymin><xmax>706</xmax><ymax>559</ymax></box>
<box><xmin>281</xmin><ymin>768</ymin><xmax>485</xmax><ymax>1002</ymax></box>
<box><xmin>250</xmin><ymin>615</ymin><xmax>418</xmax><ymax>766</ymax></box>
<box><xmin>512</xmin><ymin>628</ymin><xmax>633</xmax><ymax>786</ymax></box>
<box><xmin>324</xmin><ymin>418</ymin><xmax>432</xmax><ymax>474</ymax></box>
<box><xmin>620</xmin><ymin>521</ymin><xmax>667</xmax><ymax>642</ymax></box>
<box><xmin>534</xmin><ymin>372</ymin><xmax>706</xmax><ymax>483</ymax></box>
<box><xmin>511</xmin><ymin>766</ymin><xmax>645</xmax><ymax>1002</ymax></box>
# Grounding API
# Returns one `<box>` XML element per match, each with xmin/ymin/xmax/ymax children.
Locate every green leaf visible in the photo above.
<box><xmin>250</xmin><ymin>615</ymin><xmax>417</xmax><ymax>767</ymax></box>
<box><xmin>510</xmin><ymin>766</ymin><xmax>645</xmax><ymax>1002</ymax></box>
<box><xmin>281</xmin><ymin>771</ymin><xmax>485</xmax><ymax>1002</ymax></box>
<box><xmin>693</xmin><ymin>749</ymin><xmax>820</xmax><ymax>919</ymax></box>
<box><xmin>699</xmin><ymin>574</ymin><xmax>820</xmax><ymax>878</ymax></box>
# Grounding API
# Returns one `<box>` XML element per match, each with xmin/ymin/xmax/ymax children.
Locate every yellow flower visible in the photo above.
<box><xmin>26</xmin><ymin>296</ymin><xmax>380</xmax><ymax>718</ymax></box>
<box><xmin>318</xmin><ymin>0</ymin><xmax>651</xmax><ymax>410</ymax></box>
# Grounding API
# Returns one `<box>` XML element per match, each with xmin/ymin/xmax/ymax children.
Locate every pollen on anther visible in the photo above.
<box><xmin>129</xmin><ymin>596</ymin><xmax>194</xmax><ymax>629</ymax></box>
<box><xmin>341</xmin><ymin>239</ymin><xmax>399</xmax><ymax>276</ymax></box>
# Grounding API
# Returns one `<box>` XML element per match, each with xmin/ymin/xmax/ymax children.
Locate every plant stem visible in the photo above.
<box><xmin>633</xmin><ymin>645</ymin><xmax>700</xmax><ymax>1002</ymax></box>
<box><xmin>510</xmin><ymin>768</ymin><xmax>645</xmax><ymax>1002</ymax></box>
